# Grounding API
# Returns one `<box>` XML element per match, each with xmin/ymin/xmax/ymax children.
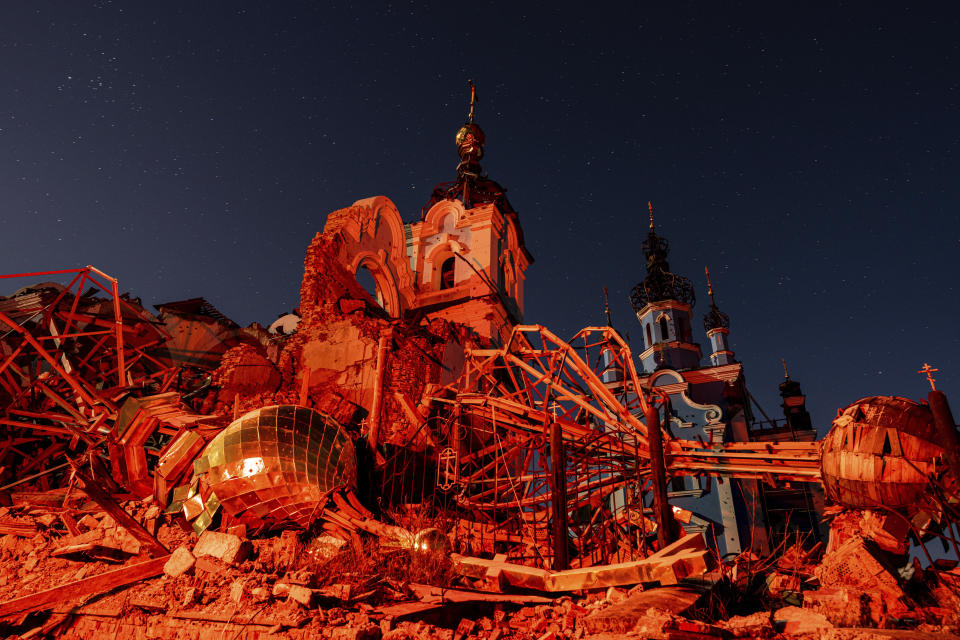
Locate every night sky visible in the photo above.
<box><xmin>1</xmin><ymin>3</ymin><xmax>957</xmax><ymax>434</ymax></box>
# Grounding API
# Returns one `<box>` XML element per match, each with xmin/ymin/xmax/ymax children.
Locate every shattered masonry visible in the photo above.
<box><xmin>0</xmin><ymin>95</ymin><xmax>958</xmax><ymax>639</ymax></box>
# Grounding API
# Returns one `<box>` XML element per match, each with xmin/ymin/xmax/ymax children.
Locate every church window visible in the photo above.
<box><xmin>659</xmin><ymin>317</ymin><xmax>669</xmax><ymax>341</ymax></box>
<box><xmin>645</xmin><ymin>324</ymin><xmax>652</xmax><ymax>347</ymax></box>
<box><xmin>440</xmin><ymin>256</ymin><xmax>456</xmax><ymax>290</ymax></box>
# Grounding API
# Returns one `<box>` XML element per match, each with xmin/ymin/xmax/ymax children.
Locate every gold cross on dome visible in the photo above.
<box><xmin>918</xmin><ymin>363</ymin><xmax>939</xmax><ymax>391</ymax></box>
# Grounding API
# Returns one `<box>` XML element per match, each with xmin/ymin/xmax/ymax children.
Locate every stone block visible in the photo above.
<box><xmin>163</xmin><ymin>546</ymin><xmax>195</xmax><ymax>578</ymax></box>
<box><xmin>288</xmin><ymin>585</ymin><xmax>313</xmax><ymax>606</ymax></box>
<box><xmin>193</xmin><ymin>530</ymin><xmax>251</xmax><ymax>566</ymax></box>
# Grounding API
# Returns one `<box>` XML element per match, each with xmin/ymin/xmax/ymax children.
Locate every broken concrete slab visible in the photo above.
<box><xmin>582</xmin><ymin>584</ymin><xmax>707</xmax><ymax>634</ymax></box>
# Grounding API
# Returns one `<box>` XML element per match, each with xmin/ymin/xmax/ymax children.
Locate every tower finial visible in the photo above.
<box><xmin>467</xmin><ymin>79</ymin><xmax>477</xmax><ymax>124</ymax></box>
<box><xmin>603</xmin><ymin>286</ymin><xmax>612</xmax><ymax>327</ymax></box>
<box><xmin>782</xmin><ymin>357</ymin><xmax>790</xmax><ymax>379</ymax></box>
<box><xmin>648</xmin><ymin>201</ymin><xmax>655</xmax><ymax>230</ymax></box>
<box><xmin>455</xmin><ymin>80</ymin><xmax>486</xmax><ymax>174</ymax></box>
<box><xmin>918</xmin><ymin>363</ymin><xmax>939</xmax><ymax>391</ymax></box>
<box><xmin>701</xmin><ymin>266</ymin><xmax>729</xmax><ymax>338</ymax></box>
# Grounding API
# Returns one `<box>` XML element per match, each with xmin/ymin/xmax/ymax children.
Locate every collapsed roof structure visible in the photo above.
<box><xmin>0</xmin><ymin>86</ymin><xmax>958</xmax><ymax>638</ymax></box>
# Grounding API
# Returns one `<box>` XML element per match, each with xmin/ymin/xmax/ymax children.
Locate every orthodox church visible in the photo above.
<box><xmin>623</xmin><ymin>205</ymin><xmax>825</xmax><ymax>556</ymax></box>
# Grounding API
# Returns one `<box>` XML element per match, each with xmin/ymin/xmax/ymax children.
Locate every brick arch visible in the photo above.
<box><xmin>321</xmin><ymin>196</ymin><xmax>416</xmax><ymax>316</ymax></box>
<box><xmin>349</xmin><ymin>251</ymin><xmax>400</xmax><ymax>316</ymax></box>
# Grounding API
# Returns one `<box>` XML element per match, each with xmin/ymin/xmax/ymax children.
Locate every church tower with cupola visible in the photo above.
<box><xmin>406</xmin><ymin>81</ymin><xmax>534</xmax><ymax>344</ymax></box>
<box><xmin>703</xmin><ymin>267</ymin><xmax>735</xmax><ymax>366</ymax></box>
<box><xmin>325</xmin><ymin>82</ymin><xmax>532</xmax><ymax>347</ymax></box>
<box><xmin>630</xmin><ymin>203</ymin><xmax>702</xmax><ymax>373</ymax></box>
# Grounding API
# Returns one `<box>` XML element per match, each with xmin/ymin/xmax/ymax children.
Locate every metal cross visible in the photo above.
<box><xmin>918</xmin><ymin>363</ymin><xmax>939</xmax><ymax>391</ymax></box>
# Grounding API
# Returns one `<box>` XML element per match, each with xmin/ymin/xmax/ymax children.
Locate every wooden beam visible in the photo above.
<box><xmin>72</xmin><ymin>466</ymin><xmax>168</xmax><ymax>557</ymax></box>
<box><xmin>0</xmin><ymin>554</ymin><xmax>170</xmax><ymax>619</ymax></box>
<box><xmin>550</xmin><ymin>421</ymin><xmax>569</xmax><ymax>570</ymax></box>
<box><xmin>645</xmin><ymin>405</ymin><xmax>675</xmax><ymax>548</ymax></box>
<box><xmin>451</xmin><ymin>533</ymin><xmax>712</xmax><ymax>592</ymax></box>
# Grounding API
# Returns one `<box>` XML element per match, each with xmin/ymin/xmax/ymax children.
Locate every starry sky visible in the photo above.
<box><xmin>1</xmin><ymin>2</ymin><xmax>957</xmax><ymax>433</ymax></box>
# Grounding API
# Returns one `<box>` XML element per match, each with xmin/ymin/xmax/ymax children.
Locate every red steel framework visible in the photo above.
<box><xmin>429</xmin><ymin>324</ymin><xmax>821</xmax><ymax>568</ymax></box>
<box><xmin>0</xmin><ymin>268</ymin><xmax>823</xmax><ymax>565</ymax></box>
<box><xmin>0</xmin><ymin>267</ymin><xmax>176</xmax><ymax>489</ymax></box>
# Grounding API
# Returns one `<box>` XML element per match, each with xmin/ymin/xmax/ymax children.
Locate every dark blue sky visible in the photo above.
<box><xmin>1</xmin><ymin>2</ymin><xmax>957</xmax><ymax>432</ymax></box>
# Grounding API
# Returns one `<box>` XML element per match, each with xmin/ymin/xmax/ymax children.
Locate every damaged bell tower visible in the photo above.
<box><xmin>311</xmin><ymin>80</ymin><xmax>532</xmax><ymax>349</ymax></box>
<box><xmin>412</xmin><ymin>79</ymin><xmax>533</xmax><ymax>344</ymax></box>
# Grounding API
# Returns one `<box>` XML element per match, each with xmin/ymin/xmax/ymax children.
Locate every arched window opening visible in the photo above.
<box><xmin>645</xmin><ymin>324</ymin><xmax>653</xmax><ymax>347</ymax></box>
<box><xmin>659</xmin><ymin>317</ymin><xmax>669</xmax><ymax>342</ymax></box>
<box><xmin>356</xmin><ymin>263</ymin><xmax>383</xmax><ymax>309</ymax></box>
<box><xmin>440</xmin><ymin>256</ymin><xmax>456</xmax><ymax>290</ymax></box>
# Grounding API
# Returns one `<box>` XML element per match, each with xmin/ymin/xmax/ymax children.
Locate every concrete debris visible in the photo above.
<box><xmin>6</xmin><ymin>493</ymin><xmax>953</xmax><ymax>639</ymax></box>
<box><xmin>772</xmin><ymin>606</ymin><xmax>834</xmax><ymax>635</ymax></box>
<box><xmin>163</xmin><ymin>546</ymin><xmax>196</xmax><ymax>578</ymax></box>
<box><xmin>814</xmin><ymin>537</ymin><xmax>910</xmax><ymax>620</ymax></box>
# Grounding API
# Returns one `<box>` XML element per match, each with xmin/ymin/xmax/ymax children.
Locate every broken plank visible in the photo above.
<box><xmin>0</xmin><ymin>519</ymin><xmax>37</xmax><ymax>537</ymax></box>
<box><xmin>647</xmin><ymin>532</ymin><xmax>707</xmax><ymax>560</ymax></box>
<box><xmin>60</xmin><ymin>512</ymin><xmax>81</xmax><ymax>536</ymax></box>
<box><xmin>0</xmin><ymin>554</ymin><xmax>170</xmax><ymax>619</ymax></box>
<box><xmin>408</xmin><ymin>583</ymin><xmax>553</xmax><ymax>604</ymax></box>
<box><xmin>171</xmin><ymin>608</ymin><xmax>305</xmax><ymax>627</ymax></box>
<box><xmin>451</xmin><ymin>538</ymin><xmax>714</xmax><ymax>593</ymax></box>
<box><xmin>450</xmin><ymin>554</ymin><xmax>552</xmax><ymax>591</ymax></box>
<box><xmin>545</xmin><ymin>549</ymin><xmax>712</xmax><ymax>591</ymax></box>
<box><xmin>72</xmin><ymin>467</ymin><xmax>168</xmax><ymax>557</ymax></box>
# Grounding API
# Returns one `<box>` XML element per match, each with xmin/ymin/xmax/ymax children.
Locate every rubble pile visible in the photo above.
<box><xmin>0</xmin><ymin>483</ymin><xmax>957</xmax><ymax>639</ymax></box>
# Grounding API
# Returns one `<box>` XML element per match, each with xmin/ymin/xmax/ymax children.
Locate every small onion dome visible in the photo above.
<box><xmin>702</xmin><ymin>267</ymin><xmax>729</xmax><ymax>332</ymax></box>
<box><xmin>703</xmin><ymin>304</ymin><xmax>730</xmax><ymax>332</ymax></box>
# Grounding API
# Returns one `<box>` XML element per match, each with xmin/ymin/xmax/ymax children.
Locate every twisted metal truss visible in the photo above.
<box><xmin>0</xmin><ymin>267</ymin><xmax>177</xmax><ymax>487</ymax></box>
<box><xmin>431</xmin><ymin>325</ymin><xmax>660</xmax><ymax>567</ymax></box>
<box><xmin>430</xmin><ymin>324</ymin><xmax>821</xmax><ymax>568</ymax></box>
